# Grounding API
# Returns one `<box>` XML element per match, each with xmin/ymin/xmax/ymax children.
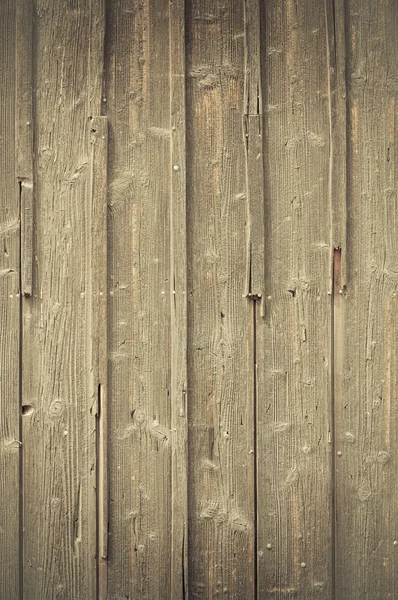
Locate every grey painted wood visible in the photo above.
<box><xmin>186</xmin><ymin>1</ymin><xmax>256</xmax><ymax>597</ymax></box>
<box><xmin>335</xmin><ymin>1</ymin><xmax>398</xmax><ymax>597</ymax></box>
<box><xmin>256</xmin><ymin>1</ymin><xmax>333</xmax><ymax>597</ymax></box>
<box><xmin>105</xmin><ymin>1</ymin><xmax>174</xmax><ymax>598</ymax></box>
<box><xmin>21</xmin><ymin>2</ymin><xmax>105</xmax><ymax>597</ymax></box>
<box><xmin>0</xmin><ymin>2</ymin><xmax>20</xmax><ymax>598</ymax></box>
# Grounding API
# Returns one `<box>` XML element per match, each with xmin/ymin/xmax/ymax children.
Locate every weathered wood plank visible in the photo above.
<box><xmin>105</xmin><ymin>1</ymin><xmax>174</xmax><ymax>598</ymax></box>
<box><xmin>325</xmin><ymin>0</ymin><xmax>347</xmax><ymax>285</ymax></box>
<box><xmin>170</xmin><ymin>0</ymin><xmax>189</xmax><ymax>597</ymax></box>
<box><xmin>243</xmin><ymin>0</ymin><xmax>265</xmax><ymax>298</ymax></box>
<box><xmin>88</xmin><ymin>116</ymin><xmax>108</xmax><ymax>599</ymax></box>
<box><xmin>335</xmin><ymin>2</ymin><xmax>398</xmax><ymax>597</ymax></box>
<box><xmin>22</xmin><ymin>2</ymin><xmax>105</xmax><ymax>597</ymax></box>
<box><xmin>16</xmin><ymin>0</ymin><xmax>34</xmax><ymax>296</ymax></box>
<box><xmin>0</xmin><ymin>2</ymin><xmax>20</xmax><ymax>598</ymax></box>
<box><xmin>186</xmin><ymin>1</ymin><xmax>256</xmax><ymax>597</ymax></box>
<box><xmin>256</xmin><ymin>1</ymin><xmax>333</xmax><ymax>597</ymax></box>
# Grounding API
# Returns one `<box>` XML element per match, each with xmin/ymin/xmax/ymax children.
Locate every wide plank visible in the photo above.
<box><xmin>22</xmin><ymin>2</ymin><xmax>105</xmax><ymax>597</ymax></box>
<box><xmin>335</xmin><ymin>1</ymin><xmax>398</xmax><ymax>597</ymax></box>
<box><xmin>256</xmin><ymin>1</ymin><xmax>333</xmax><ymax>597</ymax></box>
<box><xmin>105</xmin><ymin>1</ymin><xmax>174</xmax><ymax>597</ymax></box>
<box><xmin>186</xmin><ymin>1</ymin><xmax>256</xmax><ymax>597</ymax></box>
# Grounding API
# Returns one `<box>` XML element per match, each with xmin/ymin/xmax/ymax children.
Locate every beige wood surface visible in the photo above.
<box><xmin>256</xmin><ymin>1</ymin><xmax>334</xmax><ymax>597</ymax></box>
<box><xmin>2</xmin><ymin>1</ymin><xmax>398</xmax><ymax>599</ymax></box>
<box><xmin>335</xmin><ymin>2</ymin><xmax>398</xmax><ymax>597</ymax></box>
<box><xmin>186</xmin><ymin>1</ymin><xmax>256</xmax><ymax>597</ymax></box>
<box><xmin>21</xmin><ymin>2</ymin><xmax>105</xmax><ymax>597</ymax></box>
<box><xmin>0</xmin><ymin>2</ymin><xmax>20</xmax><ymax>598</ymax></box>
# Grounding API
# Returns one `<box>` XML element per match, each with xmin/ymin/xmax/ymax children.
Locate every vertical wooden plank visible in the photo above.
<box><xmin>335</xmin><ymin>1</ymin><xmax>398</xmax><ymax>597</ymax></box>
<box><xmin>243</xmin><ymin>0</ymin><xmax>265</xmax><ymax>298</ymax></box>
<box><xmin>325</xmin><ymin>0</ymin><xmax>347</xmax><ymax>284</ymax></box>
<box><xmin>16</xmin><ymin>0</ymin><xmax>34</xmax><ymax>297</ymax></box>
<box><xmin>22</xmin><ymin>2</ymin><xmax>105</xmax><ymax>597</ymax></box>
<box><xmin>186</xmin><ymin>1</ymin><xmax>256</xmax><ymax>598</ymax></box>
<box><xmin>256</xmin><ymin>0</ymin><xmax>333</xmax><ymax>597</ymax></box>
<box><xmin>105</xmin><ymin>1</ymin><xmax>174</xmax><ymax>598</ymax></box>
<box><xmin>89</xmin><ymin>116</ymin><xmax>109</xmax><ymax>599</ymax></box>
<box><xmin>0</xmin><ymin>2</ymin><xmax>20</xmax><ymax>598</ymax></box>
<box><xmin>170</xmin><ymin>0</ymin><xmax>189</xmax><ymax>597</ymax></box>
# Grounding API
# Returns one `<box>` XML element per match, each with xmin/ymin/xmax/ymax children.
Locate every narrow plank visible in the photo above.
<box><xmin>256</xmin><ymin>0</ymin><xmax>333</xmax><ymax>597</ymax></box>
<box><xmin>16</xmin><ymin>0</ymin><xmax>34</xmax><ymax>296</ymax></box>
<box><xmin>22</xmin><ymin>2</ymin><xmax>105</xmax><ymax>597</ymax></box>
<box><xmin>335</xmin><ymin>1</ymin><xmax>398</xmax><ymax>597</ymax></box>
<box><xmin>105</xmin><ymin>1</ymin><xmax>174</xmax><ymax>598</ymax></box>
<box><xmin>169</xmin><ymin>0</ymin><xmax>189</xmax><ymax>597</ymax></box>
<box><xmin>0</xmin><ymin>2</ymin><xmax>20</xmax><ymax>598</ymax></box>
<box><xmin>243</xmin><ymin>0</ymin><xmax>265</xmax><ymax>298</ymax></box>
<box><xmin>325</xmin><ymin>0</ymin><xmax>347</xmax><ymax>285</ymax></box>
<box><xmin>88</xmin><ymin>116</ymin><xmax>108</xmax><ymax>599</ymax></box>
<box><xmin>186</xmin><ymin>1</ymin><xmax>256</xmax><ymax>597</ymax></box>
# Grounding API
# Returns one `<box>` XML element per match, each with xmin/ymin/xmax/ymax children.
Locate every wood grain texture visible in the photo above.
<box><xmin>256</xmin><ymin>0</ymin><xmax>333</xmax><ymax>597</ymax></box>
<box><xmin>105</xmin><ymin>1</ymin><xmax>174</xmax><ymax>597</ymax></box>
<box><xmin>22</xmin><ymin>2</ymin><xmax>105</xmax><ymax>597</ymax></box>
<box><xmin>186</xmin><ymin>1</ymin><xmax>255</xmax><ymax>597</ymax></box>
<box><xmin>0</xmin><ymin>2</ymin><xmax>20</xmax><ymax>598</ymax></box>
<box><xmin>335</xmin><ymin>1</ymin><xmax>398</xmax><ymax>597</ymax></box>
<box><xmin>169</xmin><ymin>0</ymin><xmax>189</xmax><ymax>597</ymax></box>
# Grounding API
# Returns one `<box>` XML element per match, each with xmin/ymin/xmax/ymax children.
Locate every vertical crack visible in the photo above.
<box><xmin>252</xmin><ymin>298</ymin><xmax>258</xmax><ymax>600</ymax></box>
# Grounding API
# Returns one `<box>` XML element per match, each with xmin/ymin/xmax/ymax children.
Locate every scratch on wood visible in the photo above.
<box><xmin>73</xmin><ymin>481</ymin><xmax>82</xmax><ymax>554</ymax></box>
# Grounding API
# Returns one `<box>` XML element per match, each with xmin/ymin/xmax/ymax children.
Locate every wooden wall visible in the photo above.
<box><xmin>1</xmin><ymin>1</ymin><xmax>398</xmax><ymax>598</ymax></box>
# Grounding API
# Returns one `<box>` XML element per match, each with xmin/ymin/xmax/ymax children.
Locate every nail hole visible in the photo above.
<box><xmin>22</xmin><ymin>405</ymin><xmax>34</xmax><ymax>416</ymax></box>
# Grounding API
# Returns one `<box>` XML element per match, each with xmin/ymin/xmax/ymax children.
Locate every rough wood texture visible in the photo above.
<box><xmin>21</xmin><ymin>2</ymin><xmax>105</xmax><ymax>597</ymax></box>
<box><xmin>0</xmin><ymin>2</ymin><xmax>20</xmax><ymax>598</ymax></box>
<box><xmin>335</xmin><ymin>1</ymin><xmax>398</xmax><ymax>597</ymax></box>
<box><xmin>186</xmin><ymin>1</ymin><xmax>255</xmax><ymax>598</ymax></box>
<box><xmin>4</xmin><ymin>1</ymin><xmax>398</xmax><ymax>598</ymax></box>
<box><xmin>256</xmin><ymin>1</ymin><xmax>333</xmax><ymax>597</ymax></box>
<box><xmin>105</xmin><ymin>1</ymin><xmax>174</xmax><ymax>597</ymax></box>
